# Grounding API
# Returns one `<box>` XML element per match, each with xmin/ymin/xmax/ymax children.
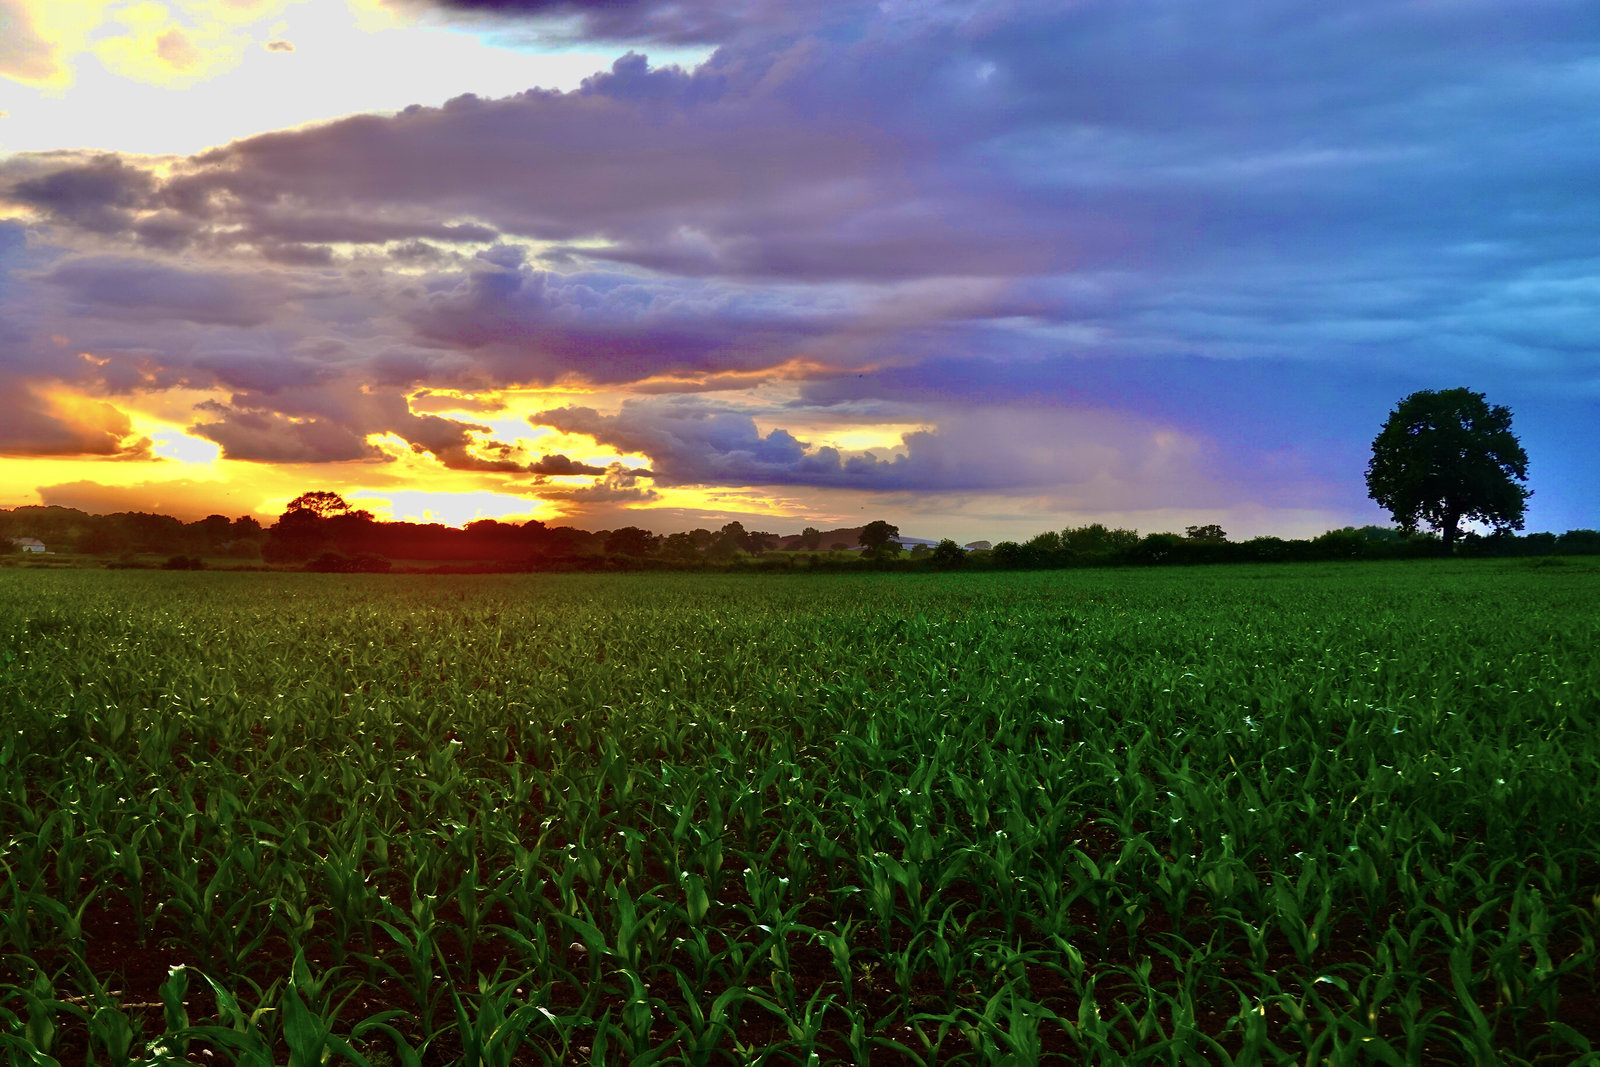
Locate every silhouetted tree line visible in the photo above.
<box><xmin>981</xmin><ymin>524</ymin><xmax>1600</xmax><ymax>569</ymax></box>
<box><xmin>261</xmin><ymin>496</ymin><xmax>810</xmax><ymax>571</ymax></box>
<box><xmin>260</xmin><ymin>494</ymin><xmax>600</xmax><ymax>566</ymax></box>
<box><xmin>3</xmin><ymin>499</ymin><xmax>1596</xmax><ymax>573</ymax></box>
<box><xmin>0</xmin><ymin>506</ymin><xmax>264</xmax><ymax>560</ymax></box>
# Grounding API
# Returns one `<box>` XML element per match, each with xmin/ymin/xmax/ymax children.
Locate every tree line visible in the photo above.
<box><xmin>4</xmin><ymin>497</ymin><xmax>1596</xmax><ymax>573</ymax></box>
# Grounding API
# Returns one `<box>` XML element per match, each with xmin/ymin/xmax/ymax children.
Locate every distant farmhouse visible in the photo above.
<box><xmin>8</xmin><ymin>537</ymin><xmax>46</xmax><ymax>554</ymax></box>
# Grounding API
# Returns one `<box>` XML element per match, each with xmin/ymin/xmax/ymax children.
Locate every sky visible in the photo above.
<box><xmin>1</xmin><ymin>0</ymin><xmax>1596</xmax><ymax>541</ymax></box>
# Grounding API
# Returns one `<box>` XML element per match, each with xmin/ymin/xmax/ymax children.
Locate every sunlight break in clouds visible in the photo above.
<box><xmin>0</xmin><ymin>0</ymin><xmax>703</xmax><ymax>156</ymax></box>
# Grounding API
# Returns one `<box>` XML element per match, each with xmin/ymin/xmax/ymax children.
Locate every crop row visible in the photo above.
<box><xmin>2</xmin><ymin>561</ymin><xmax>1598</xmax><ymax>1064</ymax></box>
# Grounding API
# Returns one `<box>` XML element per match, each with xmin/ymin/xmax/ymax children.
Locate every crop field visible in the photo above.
<box><xmin>2</xmin><ymin>560</ymin><xmax>1599</xmax><ymax>1065</ymax></box>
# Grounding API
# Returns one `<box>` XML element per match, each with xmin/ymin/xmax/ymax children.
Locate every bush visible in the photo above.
<box><xmin>990</xmin><ymin>541</ymin><xmax>1026</xmax><ymax>568</ymax></box>
<box><xmin>1129</xmin><ymin>533</ymin><xmax>1183</xmax><ymax>565</ymax></box>
<box><xmin>1244</xmin><ymin>536</ymin><xmax>1291</xmax><ymax>562</ymax></box>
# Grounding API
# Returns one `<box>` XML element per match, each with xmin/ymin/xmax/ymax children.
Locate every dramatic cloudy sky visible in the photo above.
<box><xmin>2</xmin><ymin>0</ymin><xmax>1595</xmax><ymax>539</ymax></box>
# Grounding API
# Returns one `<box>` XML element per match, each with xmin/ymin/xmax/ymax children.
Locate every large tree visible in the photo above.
<box><xmin>858</xmin><ymin>520</ymin><xmax>901</xmax><ymax>558</ymax></box>
<box><xmin>1365</xmin><ymin>388</ymin><xmax>1530</xmax><ymax>545</ymax></box>
<box><xmin>284</xmin><ymin>490</ymin><xmax>354</xmax><ymax>519</ymax></box>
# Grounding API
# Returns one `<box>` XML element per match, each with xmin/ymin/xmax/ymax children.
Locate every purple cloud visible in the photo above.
<box><xmin>0</xmin><ymin>381</ymin><xmax>152</xmax><ymax>458</ymax></box>
<box><xmin>9</xmin><ymin>155</ymin><xmax>156</xmax><ymax>235</ymax></box>
<box><xmin>385</xmin><ymin>0</ymin><xmax>850</xmax><ymax>45</ymax></box>
<box><xmin>186</xmin><ymin>382</ymin><xmax>514</xmax><ymax>467</ymax></box>
<box><xmin>42</xmin><ymin>257</ymin><xmax>284</xmax><ymax>327</ymax></box>
<box><xmin>528</xmin><ymin>453</ymin><xmax>607</xmax><ymax>475</ymax></box>
<box><xmin>531</xmin><ymin>397</ymin><xmax>1223</xmax><ymax>502</ymax></box>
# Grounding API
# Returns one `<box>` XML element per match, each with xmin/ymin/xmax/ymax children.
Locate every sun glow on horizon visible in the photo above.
<box><xmin>351</xmin><ymin>488</ymin><xmax>550</xmax><ymax>527</ymax></box>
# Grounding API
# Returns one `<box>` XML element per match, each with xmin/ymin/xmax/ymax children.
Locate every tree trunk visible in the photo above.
<box><xmin>1441</xmin><ymin>509</ymin><xmax>1462</xmax><ymax>545</ymax></box>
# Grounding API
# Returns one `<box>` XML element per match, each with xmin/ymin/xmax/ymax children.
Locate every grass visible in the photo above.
<box><xmin>2</xmin><ymin>559</ymin><xmax>1598</xmax><ymax>1064</ymax></box>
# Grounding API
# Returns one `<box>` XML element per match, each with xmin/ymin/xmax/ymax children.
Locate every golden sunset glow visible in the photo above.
<box><xmin>344</xmin><ymin>489</ymin><xmax>548</xmax><ymax>527</ymax></box>
<box><xmin>761</xmin><ymin>421</ymin><xmax>928</xmax><ymax>454</ymax></box>
<box><xmin>144</xmin><ymin>423</ymin><xmax>222</xmax><ymax>466</ymax></box>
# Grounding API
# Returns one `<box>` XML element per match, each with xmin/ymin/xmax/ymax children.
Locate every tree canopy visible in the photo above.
<box><xmin>858</xmin><ymin>520</ymin><xmax>901</xmax><ymax>558</ymax></box>
<box><xmin>1365</xmin><ymin>388</ymin><xmax>1530</xmax><ymax>545</ymax></box>
<box><xmin>284</xmin><ymin>490</ymin><xmax>355</xmax><ymax>519</ymax></box>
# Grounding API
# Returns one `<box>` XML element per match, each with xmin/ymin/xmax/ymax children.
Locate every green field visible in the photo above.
<box><xmin>3</xmin><ymin>561</ymin><xmax>1599</xmax><ymax>1064</ymax></box>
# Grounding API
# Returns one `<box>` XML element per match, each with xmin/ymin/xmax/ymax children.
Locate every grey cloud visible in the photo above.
<box><xmin>405</xmin><ymin>254</ymin><xmax>833</xmax><ymax>383</ymax></box>
<box><xmin>259</xmin><ymin>242</ymin><xmax>335</xmax><ymax>266</ymax></box>
<box><xmin>133</xmin><ymin>212</ymin><xmax>205</xmax><ymax>251</ymax></box>
<box><xmin>530</xmin><ymin>398</ymin><xmax>1217</xmax><ymax>497</ymax></box>
<box><xmin>386</xmin><ymin>0</ymin><xmax>849</xmax><ymax>45</ymax></box>
<box><xmin>186</xmin><ymin>381</ymin><xmax>520</xmax><ymax>469</ymax></box>
<box><xmin>189</xmin><ymin>404</ymin><xmax>383</xmax><ymax>463</ymax></box>
<box><xmin>388</xmin><ymin>241</ymin><xmax>445</xmax><ymax>264</ymax></box>
<box><xmin>10</xmin><ymin>1</ymin><xmax>1599</xmax><ymax>295</ymax></box>
<box><xmin>189</xmin><ymin>351</ymin><xmax>339</xmax><ymax>394</ymax></box>
<box><xmin>23</xmin><ymin>47</ymin><xmax>903</xmax><ymax>275</ymax></box>
<box><xmin>238</xmin><ymin>212</ymin><xmax>497</xmax><ymax>247</ymax></box>
<box><xmin>528</xmin><ymin>453</ymin><xmax>607</xmax><ymax>476</ymax></box>
<box><xmin>2</xmin><ymin>151</ymin><xmax>503</xmax><ymax>256</ymax></box>
<box><xmin>42</xmin><ymin>257</ymin><xmax>283</xmax><ymax>326</ymax></box>
<box><xmin>9</xmin><ymin>155</ymin><xmax>158</xmax><ymax>235</ymax></box>
<box><xmin>17</xmin><ymin>0</ymin><xmax>1591</xmax><ymax>304</ymax></box>
<box><xmin>406</xmin><ymin>388</ymin><xmax>504</xmax><ymax>414</ymax></box>
<box><xmin>0</xmin><ymin>380</ymin><xmax>153</xmax><ymax>458</ymax></box>
<box><xmin>540</xmin><ymin>481</ymin><xmax>660</xmax><ymax>505</ymax></box>
<box><xmin>527</xmin><ymin>459</ymin><xmax>662</xmax><ymax>506</ymax></box>
<box><xmin>368</xmin><ymin>348</ymin><xmax>481</xmax><ymax>388</ymax></box>
<box><xmin>432</xmin><ymin>442</ymin><xmax>527</xmax><ymax>471</ymax></box>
